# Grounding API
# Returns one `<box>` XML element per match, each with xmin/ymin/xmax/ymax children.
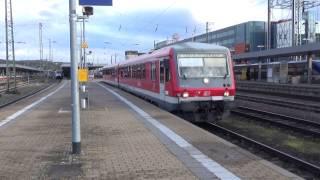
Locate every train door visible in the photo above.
<box><xmin>159</xmin><ymin>60</ymin><xmax>166</xmax><ymax>103</ymax></box>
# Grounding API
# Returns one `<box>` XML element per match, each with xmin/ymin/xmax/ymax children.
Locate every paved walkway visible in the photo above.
<box><xmin>0</xmin><ymin>81</ymin><xmax>302</xmax><ymax>179</ymax></box>
<box><xmin>0</xmin><ymin>81</ymin><xmax>198</xmax><ymax>179</ymax></box>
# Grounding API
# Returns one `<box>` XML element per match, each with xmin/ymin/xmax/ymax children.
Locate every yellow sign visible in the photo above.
<box><xmin>78</xmin><ymin>68</ymin><xmax>88</xmax><ymax>82</ymax></box>
<box><xmin>81</xmin><ymin>41</ymin><xmax>88</xmax><ymax>49</ymax></box>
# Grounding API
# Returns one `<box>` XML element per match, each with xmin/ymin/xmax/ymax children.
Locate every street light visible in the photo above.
<box><xmin>302</xmin><ymin>38</ymin><xmax>312</xmax><ymax>42</ymax></box>
<box><xmin>52</xmin><ymin>41</ymin><xmax>57</xmax><ymax>62</ymax></box>
<box><xmin>257</xmin><ymin>45</ymin><xmax>265</xmax><ymax>51</ymax></box>
<box><xmin>103</xmin><ymin>42</ymin><xmax>112</xmax><ymax>65</ymax></box>
<box><xmin>48</xmin><ymin>39</ymin><xmax>57</xmax><ymax>62</ymax></box>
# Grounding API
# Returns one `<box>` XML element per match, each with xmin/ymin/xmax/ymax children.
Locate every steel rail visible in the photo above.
<box><xmin>0</xmin><ymin>82</ymin><xmax>58</xmax><ymax>109</ymax></box>
<box><xmin>0</xmin><ymin>79</ymin><xmax>41</xmax><ymax>94</ymax></box>
<box><xmin>236</xmin><ymin>94</ymin><xmax>320</xmax><ymax>113</ymax></box>
<box><xmin>200</xmin><ymin>122</ymin><xmax>320</xmax><ymax>176</ymax></box>
<box><xmin>231</xmin><ymin>106</ymin><xmax>320</xmax><ymax>137</ymax></box>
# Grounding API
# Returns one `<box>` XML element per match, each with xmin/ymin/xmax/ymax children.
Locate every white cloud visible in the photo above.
<box><xmin>0</xmin><ymin>0</ymin><xmax>267</xmax><ymax>62</ymax></box>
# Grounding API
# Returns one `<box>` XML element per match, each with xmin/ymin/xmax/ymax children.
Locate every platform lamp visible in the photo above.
<box><xmin>83</xmin><ymin>6</ymin><xmax>93</xmax><ymax>16</ymax></box>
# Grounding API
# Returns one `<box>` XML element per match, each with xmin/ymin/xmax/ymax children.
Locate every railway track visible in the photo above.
<box><xmin>197</xmin><ymin>122</ymin><xmax>320</xmax><ymax>177</ymax></box>
<box><xmin>231</xmin><ymin>106</ymin><xmax>320</xmax><ymax>137</ymax></box>
<box><xmin>0</xmin><ymin>81</ymin><xmax>57</xmax><ymax>109</ymax></box>
<box><xmin>0</xmin><ymin>80</ymin><xmax>40</xmax><ymax>94</ymax></box>
<box><xmin>236</xmin><ymin>93</ymin><xmax>320</xmax><ymax>113</ymax></box>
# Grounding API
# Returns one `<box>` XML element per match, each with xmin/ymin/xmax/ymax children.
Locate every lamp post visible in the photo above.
<box><xmin>48</xmin><ymin>39</ymin><xmax>57</xmax><ymax>62</ymax></box>
<box><xmin>77</xmin><ymin>16</ymin><xmax>88</xmax><ymax>68</ymax></box>
<box><xmin>104</xmin><ymin>42</ymin><xmax>111</xmax><ymax>65</ymax></box>
<box><xmin>302</xmin><ymin>38</ymin><xmax>313</xmax><ymax>84</ymax></box>
<box><xmin>256</xmin><ymin>45</ymin><xmax>265</xmax><ymax>81</ymax></box>
<box><xmin>69</xmin><ymin>0</ymin><xmax>81</xmax><ymax>154</ymax></box>
<box><xmin>51</xmin><ymin>41</ymin><xmax>57</xmax><ymax>62</ymax></box>
<box><xmin>257</xmin><ymin>45</ymin><xmax>265</xmax><ymax>51</ymax></box>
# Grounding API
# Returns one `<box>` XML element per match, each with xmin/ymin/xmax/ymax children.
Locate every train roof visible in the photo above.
<box><xmin>167</xmin><ymin>42</ymin><xmax>229</xmax><ymax>52</ymax></box>
<box><xmin>102</xmin><ymin>42</ymin><xmax>229</xmax><ymax>70</ymax></box>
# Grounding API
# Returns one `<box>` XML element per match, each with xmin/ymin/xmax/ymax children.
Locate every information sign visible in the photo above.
<box><xmin>79</xmin><ymin>0</ymin><xmax>112</xmax><ymax>6</ymax></box>
<box><xmin>78</xmin><ymin>68</ymin><xmax>89</xmax><ymax>82</ymax></box>
<box><xmin>81</xmin><ymin>41</ymin><xmax>88</xmax><ymax>48</ymax></box>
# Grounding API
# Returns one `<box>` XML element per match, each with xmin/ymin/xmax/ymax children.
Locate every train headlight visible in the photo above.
<box><xmin>203</xmin><ymin>78</ymin><xmax>209</xmax><ymax>84</ymax></box>
<box><xmin>224</xmin><ymin>90</ymin><xmax>230</xmax><ymax>97</ymax></box>
<box><xmin>182</xmin><ymin>92</ymin><xmax>189</xmax><ymax>98</ymax></box>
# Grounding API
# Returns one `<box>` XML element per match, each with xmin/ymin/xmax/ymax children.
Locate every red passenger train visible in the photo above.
<box><xmin>101</xmin><ymin>42</ymin><xmax>236</xmax><ymax>122</ymax></box>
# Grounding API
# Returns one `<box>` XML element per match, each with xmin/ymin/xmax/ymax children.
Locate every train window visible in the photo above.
<box><xmin>160</xmin><ymin>61</ymin><xmax>165</xmax><ymax>83</ymax></box>
<box><xmin>137</xmin><ymin>65</ymin><xmax>141</xmax><ymax>79</ymax></box>
<box><xmin>142</xmin><ymin>64</ymin><xmax>146</xmax><ymax>79</ymax></box>
<box><xmin>178</xmin><ymin>55</ymin><xmax>228</xmax><ymax>78</ymax></box>
<box><xmin>151</xmin><ymin>62</ymin><xmax>156</xmax><ymax>80</ymax></box>
<box><xmin>135</xmin><ymin>65</ymin><xmax>137</xmax><ymax>79</ymax></box>
<box><xmin>203</xmin><ymin>57</ymin><xmax>228</xmax><ymax>77</ymax></box>
<box><xmin>164</xmin><ymin>59</ymin><xmax>170</xmax><ymax>82</ymax></box>
<box><xmin>125</xmin><ymin>66</ymin><xmax>129</xmax><ymax>78</ymax></box>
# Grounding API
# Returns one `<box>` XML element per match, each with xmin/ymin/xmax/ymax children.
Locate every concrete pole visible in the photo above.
<box><xmin>258</xmin><ymin>59</ymin><xmax>262</xmax><ymax>81</ymax></box>
<box><xmin>79</xmin><ymin>21</ymin><xmax>83</xmax><ymax>68</ymax></box>
<box><xmin>267</xmin><ymin>0</ymin><xmax>271</xmax><ymax>50</ymax></box>
<box><xmin>206</xmin><ymin>22</ymin><xmax>209</xmax><ymax>43</ymax></box>
<box><xmin>39</xmin><ymin>23</ymin><xmax>43</xmax><ymax>70</ymax></box>
<box><xmin>49</xmin><ymin>39</ymin><xmax>51</xmax><ymax>62</ymax></box>
<box><xmin>81</xmin><ymin>16</ymin><xmax>87</xmax><ymax>109</ymax></box>
<box><xmin>9</xmin><ymin>0</ymin><xmax>16</xmax><ymax>91</ymax></box>
<box><xmin>307</xmin><ymin>53</ymin><xmax>312</xmax><ymax>84</ymax></box>
<box><xmin>5</xmin><ymin>0</ymin><xmax>10</xmax><ymax>92</ymax></box>
<box><xmin>83</xmin><ymin>17</ymin><xmax>86</xmax><ymax>67</ymax></box>
<box><xmin>292</xmin><ymin>0</ymin><xmax>296</xmax><ymax>47</ymax></box>
<box><xmin>69</xmin><ymin>0</ymin><xmax>81</xmax><ymax>154</ymax></box>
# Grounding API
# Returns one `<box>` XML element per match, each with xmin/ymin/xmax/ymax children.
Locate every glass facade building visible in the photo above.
<box><xmin>156</xmin><ymin>21</ymin><xmax>266</xmax><ymax>53</ymax></box>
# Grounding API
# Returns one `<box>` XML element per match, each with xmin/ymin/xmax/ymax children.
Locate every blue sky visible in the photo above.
<box><xmin>0</xmin><ymin>0</ymin><xmax>267</xmax><ymax>64</ymax></box>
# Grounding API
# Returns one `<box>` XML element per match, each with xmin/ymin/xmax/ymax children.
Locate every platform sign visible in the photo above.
<box><xmin>79</xmin><ymin>0</ymin><xmax>112</xmax><ymax>6</ymax></box>
<box><xmin>78</xmin><ymin>68</ymin><xmax>89</xmax><ymax>82</ymax></box>
<box><xmin>81</xmin><ymin>41</ymin><xmax>88</xmax><ymax>49</ymax></box>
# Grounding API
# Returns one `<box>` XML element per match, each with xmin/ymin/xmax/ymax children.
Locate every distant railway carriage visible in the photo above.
<box><xmin>234</xmin><ymin>60</ymin><xmax>320</xmax><ymax>83</ymax></box>
<box><xmin>102</xmin><ymin>42</ymin><xmax>236</xmax><ymax>122</ymax></box>
<box><xmin>54</xmin><ymin>71</ymin><xmax>63</xmax><ymax>79</ymax></box>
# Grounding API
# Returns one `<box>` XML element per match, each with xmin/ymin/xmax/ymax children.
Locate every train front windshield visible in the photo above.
<box><xmin>178</xmin><ymin>54</ymin><xmax>228</xmax><ymax>78</ymax></box>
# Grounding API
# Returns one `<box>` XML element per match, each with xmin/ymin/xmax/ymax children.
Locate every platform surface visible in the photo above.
<box><xmin>0</xmin><ymin>80</ymin><xmax>302</xmax><ymax>179</ymax></box>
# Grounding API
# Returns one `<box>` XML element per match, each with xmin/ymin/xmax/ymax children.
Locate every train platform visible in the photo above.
<box><xmin>0</xmin><ymin>80</ymin><xmax>302</xmax><ymax>179</ymax></box>
<box><xmin>237</xmin><ymin>80</ymin><xmax>320</xmax><ymax>99</ymax></box>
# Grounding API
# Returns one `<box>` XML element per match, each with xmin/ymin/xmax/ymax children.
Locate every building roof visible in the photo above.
<box><xmin>233</xmin><ymin>42</ymin><xmax>320</xmax><ymax>60</ymax></box>
<box><xmin>0</xmin><ymin>64</ymin><xmax>42</xmax><ymax>72</ymax></box>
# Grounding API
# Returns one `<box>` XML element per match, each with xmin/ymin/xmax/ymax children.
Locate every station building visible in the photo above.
<box><xmin>155</xmin><ymin>21</ymin><xmax>266</xmax><ymax>54</ymax></box>
<box><xmin>155</xmin><ymin>21</ymin><xmax>320</xmax><ymax>84</ymax></box>
<box><xmin>156</xmin><ymin>20</ymin><xmax>320</xmax><ymax>54</ymax></box>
